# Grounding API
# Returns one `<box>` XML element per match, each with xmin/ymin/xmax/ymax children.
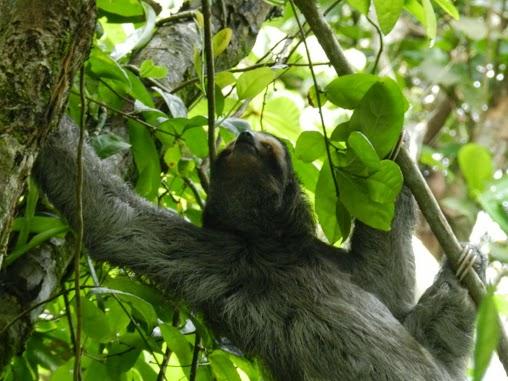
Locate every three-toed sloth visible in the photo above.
<box><xmin>35</xmin><ymin>118</ymin><xmax>481</xmax><ymax>380</ymax></box>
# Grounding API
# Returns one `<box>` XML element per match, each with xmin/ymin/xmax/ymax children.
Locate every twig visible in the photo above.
<box><xmin>202</xmin><ymin>0</ymin><xmax>216</xmax><ymax>165</ymax></box>
<box><xmin>189</xmin><ymin>333</ymin><xmax>201</xmax><ymax>381</ymax></box>
<box><xmin>73</xmin><ymin>66</ymin><xmax>86</xmax><ymax>381</ymax></box>
<box><xmin>157</xmin><ymin>347</ymin><xmax>172</xmax><ymax>381</ymax></box>
<box><xmin>63</xmin><ymin>290</ymin><xmax>76</xmax><ymax>353</ymax></box>
<box><xmin>293</xmin><ymin>0</ymin><xmax>508</xmax><ymax>374</ymax></box>
<box><xmin>156</xmin><ymin>10</ymin><xmax>196</xmax><ymax>27</ymax></box>
<box><xmin>183</xmin><ymin>177</ymin><xmax>205</xmax><ymax>209</ymax></box>
<box><xmin>366</xmin><ymin>16</ymin><xmax>383</xmax><ymax>74</ymax></box>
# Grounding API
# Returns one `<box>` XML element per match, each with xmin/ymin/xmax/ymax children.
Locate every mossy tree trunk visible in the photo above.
<box><xmin>0</xmin><ymin>0</ymin><xmax>96</xmax><ymax>371</ymax></box>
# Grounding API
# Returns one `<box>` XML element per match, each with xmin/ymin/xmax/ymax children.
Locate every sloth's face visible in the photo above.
<box><xmin>203</xmin><ymin>131</ymin><xmax>298</xmax><ymax>234</ymax></box>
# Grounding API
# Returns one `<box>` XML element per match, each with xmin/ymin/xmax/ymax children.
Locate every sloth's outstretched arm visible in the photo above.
<box><xmin>34</xmin><ymin>118</ymin><xmax>239</xmax><ymax>307</ymax></box>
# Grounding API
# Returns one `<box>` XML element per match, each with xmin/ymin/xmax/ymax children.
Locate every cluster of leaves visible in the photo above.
<box><xmin>6</xmin><ymin>0</ymin><xmax>508</xmax><ymax>380</ymax></box>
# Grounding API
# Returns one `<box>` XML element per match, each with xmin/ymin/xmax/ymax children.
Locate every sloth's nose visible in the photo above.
<box><xmin>237</xmin><ymin>130</ymin><xmax>255</xmax><ymax>144</ymax></box>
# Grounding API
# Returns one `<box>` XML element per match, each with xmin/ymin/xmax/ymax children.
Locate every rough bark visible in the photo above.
<box><xmin>0</xmin><ymin>0</ymin><xmax>96</xmax><ymax>371</ymax></box>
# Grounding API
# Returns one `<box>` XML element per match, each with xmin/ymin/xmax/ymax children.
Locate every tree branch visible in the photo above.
<box><xmin>293</xmin><ymin>0</ymin><xmax>508</xmax><ymax>373</ymax></box>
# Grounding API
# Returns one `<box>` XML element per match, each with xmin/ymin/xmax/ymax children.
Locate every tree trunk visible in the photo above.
<box><xmin>0</xmin><ymin>0</ymin><xmax>96</xmax><ymax>371</ymax></box>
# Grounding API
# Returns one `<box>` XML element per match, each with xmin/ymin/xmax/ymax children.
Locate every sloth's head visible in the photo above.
<box><xmin>203</xmin><ymin>131</ymin><xmax>315</xmax><ymax>238</ymax></box>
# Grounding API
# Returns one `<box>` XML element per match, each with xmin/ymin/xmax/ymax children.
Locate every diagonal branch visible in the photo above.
<box><xmin>292</xmin><ymin>0</ymin><xmax>508</xmax><ymax>373</ymax></box>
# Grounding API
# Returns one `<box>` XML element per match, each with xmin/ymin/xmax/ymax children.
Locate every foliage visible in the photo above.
<box><xmin>5</xmin><ymin>0</ymin><xmax>508</xmax><ymax>380</ymax></box>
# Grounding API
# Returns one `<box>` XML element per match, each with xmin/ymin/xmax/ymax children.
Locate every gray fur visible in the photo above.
<box><xmin>33</xmin><ymin>118</ymin><xmax>480</xmax><ymax>381</ymax></box>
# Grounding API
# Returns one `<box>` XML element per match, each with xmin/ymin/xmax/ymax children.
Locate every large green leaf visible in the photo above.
<box><xmin>295</xmin><ymin>131</ymin><xmax>325</xmax><ymax>162</ymax></box>
<box><xmin>374</xmin><ymin>0</ymin><xmax>404</xmax><ymax>34</ymax></box>
<box><xmin>422</xmin><ymin>0</ymin><xmax>437</xmax><ymax>39</ymax></box>
<box><xmin>346</xmin><ymin>0</ymin><xmax>370</xmax><ymax>14</ymax></box>
<box><xmin>325</xmin><ymin>74</ymin><xmax>378</xmax><ymax>109</ymax></box>
<box><xmin>210</xmin><ymin>351</ymin><xmax>242</xmax><ymax>381</ymax></box>
<box><xmin>336</xmin><ymin>170</ymin><xmax>394</xmax><ymax>231</ymax></box>
<box><xmin>160</xmin><ymin>324</ymin><xmax>193</xmax><ymax>378</ymax></box>
<box><xmin>350</xmin><ymin>79</ymin><xmax>406</xmax><ymax>158</ymax></box>
<box><xmin>474</xmin><ymin>289</ymin><xmax>500</xmax><ymax>381</ymax></box>
<box><xmin>458</xmin><ymin>143</ymin><xmax>493</xmax><ymax>196</ymax></box>
<box><xmin>432</xmin><ymin>0</ymin><xmax>459</xmax><ymax>20</ymax></box>
<box><xmin>128</xmin><ymin>120</ymin><xmax>161</xmax><ymax>202</ymax></box>
<box><xmin>236</xmin><ymin>67</ymin><xmax>276</xmax><ymax>99</ymax></box>
<box><xmin>347</xmin><ymin>131</ymin><xmax>381</xmax><ymax>170</ymax></box>
<box><xmin>315</xmin><ymin>162</ymin><xmax>342</xmax><ymax>244</ymax></box>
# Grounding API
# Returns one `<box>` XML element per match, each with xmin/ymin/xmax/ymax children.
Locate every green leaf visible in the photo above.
<box><xmin>350</xmin><ymin>79</ymin><xmax>406</xmax><ymax>158</ymax></box>
<box><xmin>215</xmin><ymin>71</ymin><xmax>236</xmax><ymax>88</ymax></box>
<box><xmin>330</xmin><ymin>121</ymin><xmax>355</xmax><ymax>142</ymax></box>
<box><xmin>164</xmin><ymin>146</ymin><xmax>181</xmax><ymax>170</ymax></box>
<box><xmin>422</xmin><ymin>0</ymin><xmax>437</xmax><ymax>39</ymax></box>
<box><xmin>374</xmin><ymin>0</ymin><xmax>404</xmax><ymax>34</ymax></box>
<box><xmin>6</xmin><ymin>226</ymin><xmax>69</xmax><ymax>266</ymax></box>
<box><xmin>315</xmin><ymin>162</ymin><xmax>342</xmax><ymax>244</ymax></box>
<box><xmin>160</xmin><ymin>324</ymin><xmax>193</xmax><ymax>378</ymax></box>
<box><xmin>366</xmin><ymin>160</ymin><xmax>403</xmax><ymax>204</ymax></box>
<box><xmin>295</xmin><ymin>131</ymin><xmax>325</xmax><ymax>162</ymax></box>
<box><xmin>82</xmin><ymin>299</ymin><xmax>113</xmax><ymax>342</ymax></box>
<box><xmin>458</xmin><ymin>143</ymin><xmax>493</xmax><ymax>196</ymax></box>
<box><xmin>474</xmin><ymin>290</ymin><xmax>500</xmax><ymax>381</ymax></box>
<box><xmin>336</xmin><ymin>170</ymin><xmax>394</xmax><ymax>230</ymax></box>
<box><xmin>404</xmin><ymin>0</ymin><xmax>426</xmax><ymax>25</ymax></box>
<box><xmin>128</xmin><ymin>120</ymin><xmax>161</xmax><ymax>201</ymax></box>
<box><xmin>307</xmin><ymin>85</ymin><xmax>327</xmax><ymax>108</ymax></box>
<box><xmin>126</xmin><ymin>69</ymin><xmax>155</xmax><ymax>107</ymax></box>
<box><xmin>212</xmin><ymin>28</ymin><xmax>233</xmax><ymax>57</ymax></box>
<box><xmin>90</xmin><ymin>132</ymin><xmax>131</xmax><ymax>159</ymax></box>
<box><xmin>325</xmin><ymin>74</ymin><xmax>378</xmax><ymax>109</ymax></box>
<box><xmin>139</xmin><ymin>59</ymin><xmax>168</xmax><ymax>79</ymax></box>
<box><xmin>432</xmin><ymin>0</ymin><xmax>459</xmax><ymax>20</ymax></box>
<box><xmin>91</xmin><ymin>287</ymin><xmax>158</xmax><ymax>327</ymax></box>
<box><xmin>477</xmin><ymin>176</ymin><xmax>508</xmax><ymax>233</ymax></box>
<box><xmin>97</xmin><ymin>0</ymin><xmax>144</xmax><ymax>18</ymax></box>
<box><xmin>346</xmin><ymin>0</ymin><xmax>370</xmax><ymax>14</ymax></box>
<box><xmin>249</xmin><ymin>96</ymin><xmax>302</xmax><ymax>141</ymax></box>
<box><xmin>153</xmin><ymin>87</ymin><xmax>188</xmax><ymax>118</ymax></box>
<box><xmin>347</xmin><ymin>131</ymin><xmax>381</xmax><ymax>170</ymax></box>
<box><xmin>336</xmin><ymin>199</ymin><xmax>352</xmax><ymax>239</ymax></box>
<box><xmin>210</xmin><ymin>351</ymin><xmax>241</xmax><ymax>381</ymax></box>
<box><xmin>87</xmin><ymin>47</ymin><xmax>131</xmax><ymax>89</ymax></box>
<box><xmin>236</xmin><ymin>67</ymin><xmax>276</xmax><ymax>99</ymax></box>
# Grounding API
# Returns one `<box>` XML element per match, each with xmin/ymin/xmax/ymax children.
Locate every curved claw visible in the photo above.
<box><xmin>456</xmin><ymin>245</ymin><xmax>477</xmax><ymax>281</ymax></box>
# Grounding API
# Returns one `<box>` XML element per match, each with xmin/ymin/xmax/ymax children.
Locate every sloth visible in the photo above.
<box><xmin>34</xmin><ymin>117</ymin><xmax>482</xmax><ymax>381</ymax></box>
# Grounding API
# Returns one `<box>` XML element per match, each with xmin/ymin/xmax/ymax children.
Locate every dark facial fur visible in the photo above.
<box><xmin>203</xmin><ymin>131</ymin><xmax>315</xmax><ymax>239</ymax></box>
<box><xmin>33</xmin><ymin>118</ymin><xmax>482</xmax><ymax>381</ymax></box>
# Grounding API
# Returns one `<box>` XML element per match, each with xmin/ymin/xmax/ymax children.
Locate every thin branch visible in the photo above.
<box><xmin>73</xmin><ymin>67</ymin><xmax>86</xmax><ymax>381</ymax></box>
<box><xmin>63</xmin><ymin>290</ymin><xmax>76</xmax><ymax>353</ymax></box>
<box><xmin>293</xmin><ymin>0</ymin><xmax>508</xmax><ymax>374</ymax></box>
<box><xmin>366</xmin><ymin>16</ymin><xmax>383</xmax><ymax>74</ymax></box>
<box><xmin>157</xmin><ymin>347</ymin><xmax>172</xmax><ymax>381</ymax></box>
<box><xmin>189</xmin><ymin>333</ymin><xmax>201</xmax><ymax>381</ymax></box>
<box><xmin>183</xmin><ymin>177</ymin><xmax>205</xmax><ymax>209</ymax></box>
<box><xmin>202</xmin><ymin>0</ymin><xmax>217</xmax><ymax>165</ymax></box>
<box><xmin>156</xmin><ymin>10</ymin><xmax>196</xmax><ymax>27</ymax></box>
